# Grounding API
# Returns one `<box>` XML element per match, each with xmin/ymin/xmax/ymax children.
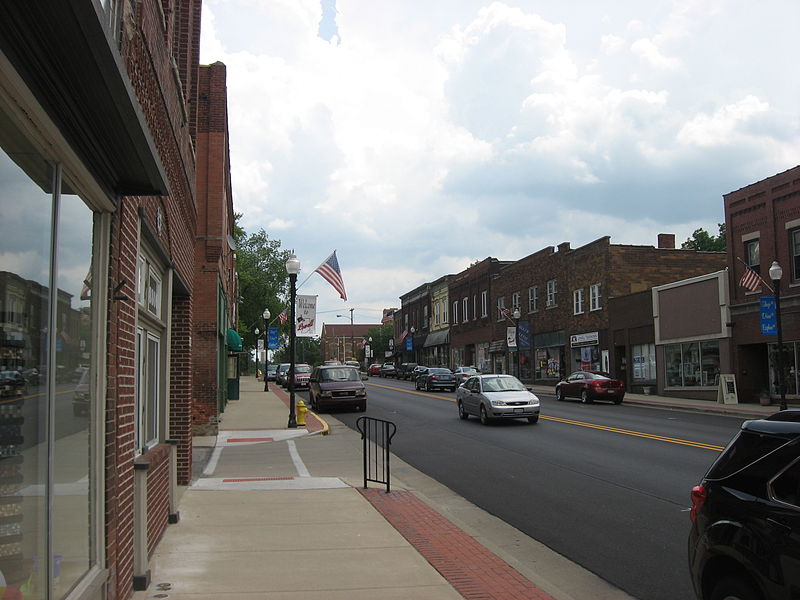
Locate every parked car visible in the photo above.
<box><xmin>0</xmin><ymin>370</ymin><xmax>27</xmax><ymax>397</ymax></box>
<box><xmin>73</xmin><ymin>368</ymin><xmax>90</xmax><ymax>416</ymax></box>
<box><xmin>368</xmin><ymin>363</ymin><xmax>382</xmax><ymax>376</ymax></box>
<box><xmin>456</xmin><ymin>374</ymin><xmax>540</xmax><ymax>425</ymax></box>
<box><xmin>308</xmin><ymin>365</ymin><xmax>367</xmax><ymax>412</ymax></box>
<box><xmin>275</xmin><ymin>363</ymin><xmax>291</xmax><ymax>386</ymax></box>
<box><xmin>414</xmin><ymin>367</ymin><xmax>456</xmax><ymax>392</ymax></box>
<box><xmin>411</xmin><ymin>365</ymin><xmax>427</xmax><ymax>380</ymax></box>
<box><xmin>688</xmin><ymin>410</ymin><xmax>800</xmax><ymax>600</ymax></box>
<box><xmin>555</xmin><ymin>371</ymin><xmax>625</xmax><ymax>404</ymax></box>
<box><xmin>396</xmin><ymin>363</ymin><xmax>418</xmax><ymax>380</ymax></box>
<box><xmin>379</xmin><ymin>363</ymin><xmax>397</xmax><ymax>378</ymax></box>
<box><xmin>344</xmin><ymin>360</ymin><xmax>361</xmax><ymax>370</ymax></box>
<box><xmin>453</xmin><ymin>366</ymin><xmax>480</xmax><ymax>385</ymax></box>
<box><xmin>292</xmin><ymin>364</ymin><xmax>312</xmax><ymax>389</ymax></box>
<box><xmin>265</xmin><ymin>364</ymin><xmax>278</xmax><ymax>381</ymax></box>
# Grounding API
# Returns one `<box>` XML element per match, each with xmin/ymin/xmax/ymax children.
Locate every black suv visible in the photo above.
<box><xmin>688</xmin><ymin>410</ymin><xmax>800</xmax><ymax>600</ymax></box>
<box><xmin>396</xmin><ymin>363</ymin><xmax>418</xmax><ymax>380</ymax></box>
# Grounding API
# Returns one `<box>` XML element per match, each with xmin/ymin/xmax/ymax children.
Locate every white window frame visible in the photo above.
<box><xmin>546</xmin><ymin>280</ymin><xmax>557</xmax><ymax>307</ymax></box>
<box><xmin>497</xmin><ymin>296</ymin><xmax>506</xmax><ymax>320</ymax></box>
<box><xmin>473</xmin><ymin>295</ymin><xmax>477</xmax><ymax>321</ymax></box>
<box><xmin>452</xmin><ymin>301</ymin><xmax>458</xmax><ymax>325</ymax></box>
<box><xmin>481</xmin><ymin>291</ymin><xmax>488</xmax><ymax>317</ymax></box>
<box><xmin>462</xmin><ymin>297</ymin><xmax>469</xmax><ymax>323</ymax></box>
<box><xmin>590</xmin><ymin>283</ymin><xmax>602</xmax><ymax>311</ymax></box>
<box><xmin>511</xmin><ymin>292</ymin><xmax>520</xmax><ymax>312</ymax></box>
<box><xmin>528</xmin><ymin>286</ymin><xmax>538</xmax><ymax>312</ymax></box>
<box><xmin>434</xmin><ymin>302</ymin><xmax>440</xmax><ymax>326</ymax></box>
<box><xmin>573</xmin><ymin>289</ymin><xmax>584</xmax><ymax>314</ymax></box>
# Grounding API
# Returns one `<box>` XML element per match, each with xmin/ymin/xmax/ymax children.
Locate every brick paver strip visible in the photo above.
<box><xmin>360</xmin><ymin>488</ymin><xmax>554</xmax><ymax>600</ymax></box>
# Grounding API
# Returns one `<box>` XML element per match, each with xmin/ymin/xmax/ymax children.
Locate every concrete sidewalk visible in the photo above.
<box><xmin>131</xmin><ymin>376</ymin><xmax>786</xmax><ymax>600</ymax></box>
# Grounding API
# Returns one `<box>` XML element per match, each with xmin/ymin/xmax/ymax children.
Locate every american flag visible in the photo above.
<box><xmin>278</xmin><ymin>310</ymin><xmax>288</xmax><ymax>324</ymax></box>
<box><xmin>739</xmin><ymin>265</ymin><xmax>763</xmax><ymax>292</ymax></box>
<box><xmin>315</xmin><ymin>250</ymin><xmax>348</xmax><ymax>301</ymax></box>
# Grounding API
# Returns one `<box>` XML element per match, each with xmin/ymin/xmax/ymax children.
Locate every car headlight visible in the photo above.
<box><xmin>356</xmin><ymin>389</ymin><xmax>366</xmax><ymax>396</ymax></box>
<box><xmin>490</xmin><ymin>400</ymin><xmax>507</xmax><ymax>407</ymax></box>
<box><xmin>319</xmin><ymin>391</ymin><xmax>332</xmax><ymax>398</ymax></box>
<box><xmin>529</xmin><ymin>395</ymin><xmax>540</xmax><ymax>406</ymax></box>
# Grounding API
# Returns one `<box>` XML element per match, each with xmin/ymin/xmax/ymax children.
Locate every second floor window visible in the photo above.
<box><xmin>590</xmin><ymin>283</ymin><xmax>602</xmax><ymax>311</ymax></box>
<box><xmin>462</xmin><ymin>297</ymin><xmax>469</xmax><ymax>323</ymax></box>
<box><xmin>481</xmin><ymin>291</ymin><xmax>488</xmax><ymax>317</ymax></box>
<box><xmin>512</xmin><ymin>292</ymin><xmax>520</xmax><ymax>312</ymax></box>
<box><xmin>473</xmin><ymin>295</ymin><xmax>477</xmax><ymax>320</ymax></box>
<box><xmin>745</xmin><ymin>238</ymin><xmax>760</xmax><ymax>273</ymax></box>
<box><xmin>497</xmin><ymin>296</ymin><xmax>506</xmax><ymax>320</ymax></box>
<box><xmin>792</xmin><ymin>229</ymin><xmax>800</xmax><ymax>281</ymax></box>
<box><xmin>434</xmin><ymin>303</ymin><xmax>440</xmax><ymax>326</ymax></box>
<box><xmin>546</xmin><ymin>280</ymin><xmax>557</xmax><ymax>307</ymax></box>
<box><xmin>452</xmin><ymin>301</ymin><xmax>458</xmax><ymax>325</ymax></box>
<box><xmin>573</xmin><ymin>289</ymin><xmax>584</xmax><ymax>314</ymax></box>
<box><xmin>528</xmin><ymin>286</ymin><xmax>538</xmax><ymax>312</ymax></box>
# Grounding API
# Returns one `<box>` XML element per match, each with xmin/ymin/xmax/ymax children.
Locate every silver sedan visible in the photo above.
<box><xmin>456</xmin><ymin>374</ymin><xmax>540</xmax><ymax>425</ymax></box>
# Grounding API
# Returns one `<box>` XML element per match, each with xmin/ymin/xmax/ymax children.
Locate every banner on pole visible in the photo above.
<box><xmin>296</xmin><ymin>295</ymin><xmax>317</xmax><ymax>338</ymax></box>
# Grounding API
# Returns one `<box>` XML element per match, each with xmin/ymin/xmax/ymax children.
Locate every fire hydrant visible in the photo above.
<box><xmin>296</xmin><ymin>400</ymin><xmax>308</xmax><ymax>426</ymax></box>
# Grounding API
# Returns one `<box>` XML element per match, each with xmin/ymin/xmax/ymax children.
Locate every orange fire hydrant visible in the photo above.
<box><xmin>296</xmin><ymin>400</ymin><xmax>308</xmax><ymax>426</ymax></box>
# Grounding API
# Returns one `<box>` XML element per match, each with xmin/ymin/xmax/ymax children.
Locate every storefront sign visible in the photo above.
<box><xmin>570</xmin><ymin>331</ymin><xmax>599</xmax><ymax>347</ymax></box>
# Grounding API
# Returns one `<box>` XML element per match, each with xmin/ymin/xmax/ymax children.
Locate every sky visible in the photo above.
<box><xmin>199</xmin><ymin>0</ymin><xmax>800</xmax><ymax>325</ymax></box>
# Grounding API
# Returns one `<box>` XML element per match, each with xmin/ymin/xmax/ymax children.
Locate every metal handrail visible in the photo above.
<box><xmin>356</xmin><ymin>416</ymin><xmax>397</xmax><ymax>493</ymax></box>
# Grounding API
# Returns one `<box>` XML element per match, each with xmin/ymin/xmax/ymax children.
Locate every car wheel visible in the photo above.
<box><xmin>580</xmin><ymin>390</ymin><xmax>592</xmax><ymax>404</ymax></box>
<box><xmin>424</xmin><ymin>381</ymin><xmax>429</xmax><ymax>391</ymax></box>
<box><xmin>458</xmin><ymin>401</ymin><xmax>469</xmax><ymax>420</ymax></box>
<box><xmin>414</xmin><ymin>380</ymin><xmax>419</xmax><ymax>390</ymax></box>
<box><xmin>556</xmin><ymin>387</ymin><xmax>564</xmax><ymax>401</ymax></box>
<box><xmin>480</xmin><ymin>405</ymin><xmax>491</xmax><ymax>426</ymax></box>
<box><xmin>528</xmin><ymin>415</ymin><xmax>539</xmax><ymax>424</ymax></box>
<box><xmin>357</xmin><ymin>402</ymin><xmax>367</xmax><ymax>412</ymax></box>
<box><xmin>709</xmin><ymin>575</ymin><xmax>759</xmax><ymax>600</ymax></box>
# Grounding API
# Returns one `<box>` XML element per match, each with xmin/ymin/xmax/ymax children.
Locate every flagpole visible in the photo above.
<box><xmin>296</xmin><ymin>251</ymin><xmax>334</xmax><ymax>292</ymax></box>
<box><xmin>736</xmin><ymin>257</ymin><xmax>774</xmax><ymax>292</ymax></box>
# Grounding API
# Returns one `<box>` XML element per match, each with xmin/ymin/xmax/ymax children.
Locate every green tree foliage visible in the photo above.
<box><xmin>363</xmin><ymin>322</ymin><xmax>395</xmax><ymax>364</ymax></box>
<box><xmin>234</xmin><ymin>214</ymin><xmax>292</xmax><ymax>351</ymax></box>
<box><xmin>681</xmin><ymin>223</ymin><xmax>727</xmax><ymax>251</ymax></box>
<box><xmin>272</xmin><ymin>337</ymin><xmax>321</xmax><ymax>366</ymax></box>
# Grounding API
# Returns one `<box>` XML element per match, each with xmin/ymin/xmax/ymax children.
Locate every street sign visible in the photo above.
<box><xmin>267</xmin><ymin>327</ymin><xmax>279</xmax><ymax>349</ymax></box>
<box><xmin>760</xmin><ymin>296</ymin><xmax>777</xmax><ymax>335</ymax></box>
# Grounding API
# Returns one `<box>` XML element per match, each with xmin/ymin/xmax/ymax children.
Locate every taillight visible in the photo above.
<box><xmin>690</xmin><ymin>485</ymin><xmax>706</xmax><ymax>522</ymax></box>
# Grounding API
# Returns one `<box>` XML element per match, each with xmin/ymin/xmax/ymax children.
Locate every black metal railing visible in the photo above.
<box><xmin>356</xmin><ymin>416</ymin><xmax>397</xmax><ymax>492</ymax></box>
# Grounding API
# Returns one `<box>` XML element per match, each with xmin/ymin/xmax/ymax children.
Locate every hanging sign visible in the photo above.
<box><xmin>760</xmin><ymin>296</ymin><xmax>777</xmax><ymax>335</ymax></box>
<box><xmin>267</xmin><ymin>327</ymin><xmax>279</xmax><ymax>350</ymax></box>
<box><xmin>296</xmin><ymin>295</ymin><xmax>317</xmax><ymax>338</ymax></box>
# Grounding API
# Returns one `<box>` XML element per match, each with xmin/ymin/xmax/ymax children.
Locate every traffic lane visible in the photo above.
<box><xmin>354</xmin><ymin>382</ymin><xmax>715</xmax><ymax>600</ymax></box>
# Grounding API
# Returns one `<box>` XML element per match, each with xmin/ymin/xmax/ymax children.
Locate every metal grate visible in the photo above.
<box><xmin>356</xmin><ymin>416</ymin><xmax>397</xmax><ymax>493</ymax></box>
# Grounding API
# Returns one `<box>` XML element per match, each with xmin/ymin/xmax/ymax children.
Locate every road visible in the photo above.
<box><xmin>307</xmin><ymin>377</ymin><xmax>747</xmax><ymax>600</ymax></box>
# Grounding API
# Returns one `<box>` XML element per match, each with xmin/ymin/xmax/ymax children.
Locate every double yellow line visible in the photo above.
<box><xmin>542</xmin><ymin>415</ymin><xmax>724</xmax><ymax>451</ymax></box>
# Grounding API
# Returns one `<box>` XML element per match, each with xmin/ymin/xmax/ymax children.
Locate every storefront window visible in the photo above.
<box><xmin>664</xmin><ymin>340</ymin><xmax>720</xmax><ymax>387</ymax></box>
<box><xmin>0</xmin><ymin>116</ymin><xmax>97</xmax><ymax>599</ymax></box>
<box><xmin>632</xmin><ymin>343</ymin><xmax>656</xmax><ymax>381</ymax></box>
<box><xmin>768</xmin><ymin>342</ymin><xmax>798</xmax><ymax>397</ymax></box>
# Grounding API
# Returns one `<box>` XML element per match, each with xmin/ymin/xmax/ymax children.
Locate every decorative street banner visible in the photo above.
<box><xmin>506</xmin><ymin>326</ymin><xmax>517</xmax><ymax>349</ymax></box>
<box><xmin>296</xmin><ymin>295</ymin><xmax>317</xmax><ymax>337</ymax></box>
<box><xmin>760</xmin><ymin>296</ymin><xmax>777</xmax><ymax>335</ymax></box>
<box><xmin>518</xmin><ymin>321</ymin><xmax>531</xmax><ymax>350</ymax></box>
<box><xmin>267</xmin><ymin>327</ymin><xmax>279</xmax><ymax>349</ymax></box>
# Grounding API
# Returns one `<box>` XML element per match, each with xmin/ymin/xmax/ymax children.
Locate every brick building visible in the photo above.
<box><xmin>395</xmin><ymin>282</ymin><xmax>433</xmax><ymax>364</ymax></box>
<box><xmin>0</xmin><ymin>1</ymin><xmax>231</xmax><ymax>598</ymax></box>
<box><xmin>193</xmin><ymin>62</ymin><xmax>238</xmax><ymax>436</ymax></box>
<box><xmin>447</xmin><ymin>258</ymin><xmax>512</xmax><ymax>371</ymax></box>
<box><xmin>725</xmin><ymin>165</ymin><xmax>800</xmax><ymax>404</ymax></box>
<box><xmin>489</xmin><ymin>235</ymin><xmax>726</xmax><ymax>384</ymax></box>
<box><xmin>320</xmin><ymin>323</ymin><xmax>380</xmax><ymax>363</ymax></box>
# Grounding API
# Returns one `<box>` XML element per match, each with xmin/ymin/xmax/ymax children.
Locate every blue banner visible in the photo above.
<box><xmin>760</xmin><ymin>296</ymin><xmax>777</xmax><ymax>335</ymax></box>
<box><xmin>405</xmin><ymin>337</ymin><xmax>413</xmax><ymax>351</ymax></box>
<box><xmin>267</xmin><ymin>327</ymin><xmax>280</xmax><ymax>349</ymax></box>
<box><xmin>518</xmin><ymin>321</ymin><xmax>531</xmax><ymax>350</ymax></box>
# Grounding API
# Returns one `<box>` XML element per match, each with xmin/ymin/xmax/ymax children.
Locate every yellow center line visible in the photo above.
<box><xmin>367</xmin><ymin>382</ymin><xmax>724</xmax><ymax>451</ymax></box>
<box><xmin>542</xmin><ymin>415</ymin><xmax>724</xmax><ymax>451</ymax></box>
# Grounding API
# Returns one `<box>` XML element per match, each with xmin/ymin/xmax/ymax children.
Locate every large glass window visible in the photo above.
<box><xmin>664</xmin><ymin>340</ymin><xmax>720</xmax><ymax>387</ymax></box>
<box><xmin>632</xmin><ymin>343</ymin><xmax>656</xmax><ymax>382</ymax></box>
<box><xmin>0</xmin><ymin>123</ymin><xmax>97</xmax><ymax>599</ymax></box>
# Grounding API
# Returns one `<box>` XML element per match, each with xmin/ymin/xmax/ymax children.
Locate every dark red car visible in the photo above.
<box><xmin>555</xmin><ymin>371</ymin><xmax>625</xmax><ymax>404</ymax></box>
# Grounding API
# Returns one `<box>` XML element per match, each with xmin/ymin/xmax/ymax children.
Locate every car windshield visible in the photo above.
<box><xmin>586</xmin><ymin>372</ymin><xmax>612</xmax><ymax>380</ymax></box>
<box><xmin>320</xmin><ymin>368</ymin><xmax>360</xmax><ymax>382</ymax></box>
<box><xmin>481</xmin><ymin>376</ymin><xmax>525</xmax><ymax>392</ymax></box>
<box><xmin>430</xmin><ymin>368</ymin><xmax>451</xmax><ymax>374</ymax></box>
<box><xmin>295</xmin><ymin>365</ymin><xmax>311</xmax><ymax>373</ymax></box>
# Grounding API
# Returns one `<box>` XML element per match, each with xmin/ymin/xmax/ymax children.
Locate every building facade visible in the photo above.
<box><xmin>0</xmin><ymin>1</ymin><xmax>224</xmax><ymax>598</ymax></box>
<box><xmin>320</xmin><ymin>323</ymin><xmax>379</xmax><ymax>363</ymax></box>
<box><xmin>725</xmin><ymin>165</ymin><xmax>800</xmax><ymax>404</ymax></box>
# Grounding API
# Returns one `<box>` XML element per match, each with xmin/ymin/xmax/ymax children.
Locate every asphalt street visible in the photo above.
<box><xmin>301</xmin><ymin>378</ymin><xmax>748</xmax><ymax>600</ymax></box>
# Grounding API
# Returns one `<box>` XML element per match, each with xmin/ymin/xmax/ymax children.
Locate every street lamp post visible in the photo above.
<box><xmin>285</xmin><ymin>254</ymin><xmax>300</xmax><ymax>428</ymax></box>
<box><xmin>769</xmin><ymin>261</ymin><xmax>787</xmax><ymax>411</ymax></box>
<box><xmin>337</xmin><ymin>309</ymin><xmax>355</xmax><ymax>361</ymax></box>
<box><xmin>254</xmin><ymin>328</ymin><xmax>260</xmax><ymax>379</ymax></box>
<box><xmin>513</xmin><ymin>308</ymin><xmax>521</xmax><ymax>379</ymax></box>
<box><xmin>262</xmin><ymin>309</ymin><xmax>270</xmax><ymax>392</ymax></box>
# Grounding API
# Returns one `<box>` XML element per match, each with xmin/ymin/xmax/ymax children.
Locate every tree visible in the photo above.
<box><xmin>363</xmin><ymin>322</ymin><xmax>395</xmax><ymax>364</ymax></box>
<box><xmin>681</xmin><ymin>223</ymin><xmax>726</xmax><ymax>251</ymax></box>
<box><xmin>234</xmin><ymin>215</ymin><xmax>292</xmax><ymax>353</ymax></box>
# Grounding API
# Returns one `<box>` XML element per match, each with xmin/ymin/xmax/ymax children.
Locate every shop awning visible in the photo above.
<box><xmin>226</xmin><ymin>329</ymin><xmax>243</xmax><ymax>352</ymax></box>
<box><xmin>423</xmin><ymin>329</ymin><xmax>450</xmax><ymax>348</ymax></box>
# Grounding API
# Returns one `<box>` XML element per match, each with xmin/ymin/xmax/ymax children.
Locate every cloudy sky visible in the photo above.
<box><xmin>199</xmin><ymin>0</ymin><xmax>800</xmax><ymax>324</ymax></box>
